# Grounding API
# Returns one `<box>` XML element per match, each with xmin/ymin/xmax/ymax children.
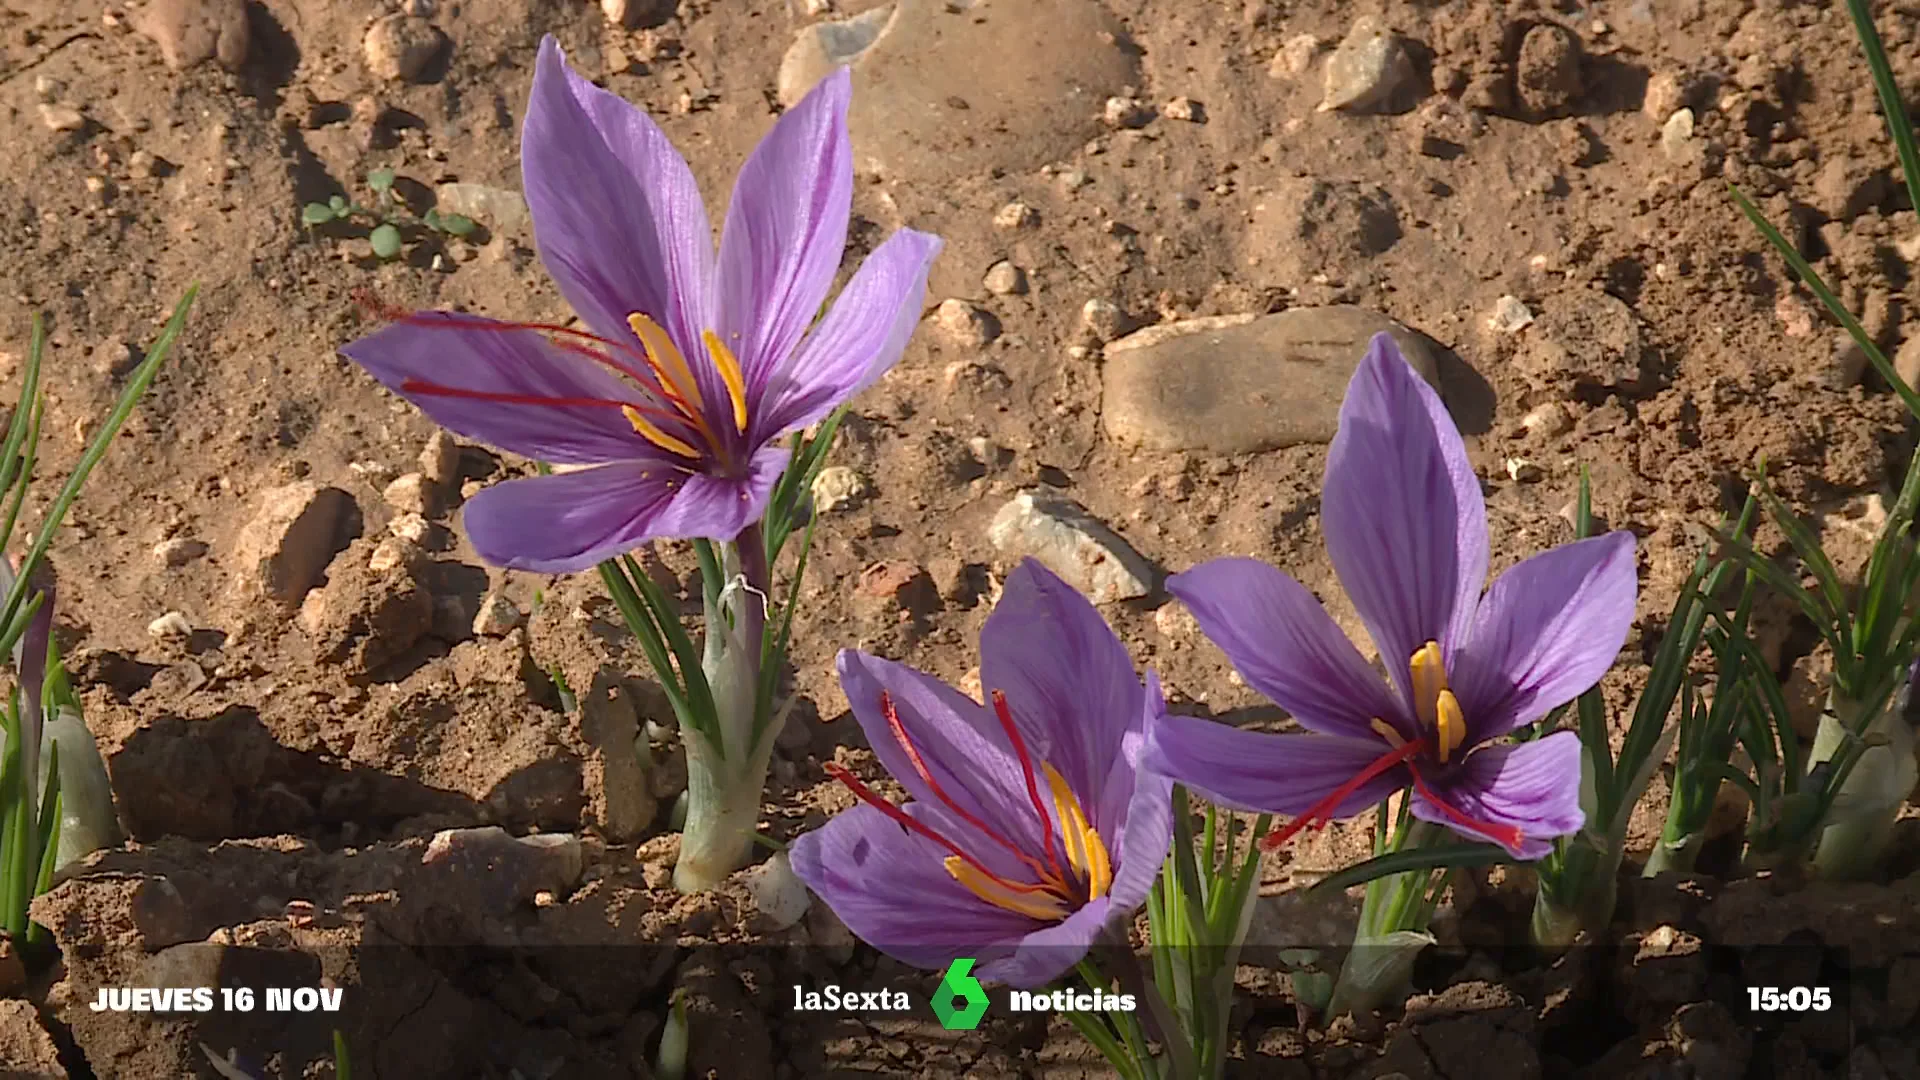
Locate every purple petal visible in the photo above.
<box><xmin>1321</xmin><ymin>333</ymin><xmax>1489</xmax><ymax>708</ymax></box>
<box><xmin>521</xmin><ymin>38</ymin><xmax>714</xmax><ymax>354</ymax></box>
<box><xmin>339</xmin><ymin>313</ymin><xmax>648</xmax><ymax>465</ymax></box>
<box><xmin>1410</xmin><ymin>731</ymin><xmax>1584</xmax><ymax>859</ymax></box>
<box><xmin>1167</xmin><ymin>557</ymin><xmax>1405</xmax><ymax>739</ymax></box>
<box><xmin>975</xmin><ymin>897</ymin><xmax>1115</xmax><ymax>989</ymax></box>
<box><xmin>461</xmin><ymin>448</ymin><xmax>788</xmax><ymax>573</ymax></box>
<box><xmin>1450</xmin><ymin>532</ymin><xmax>1639</xmax><ymax>743</ymax></box>
<box><xmin>1145</xmin><ymin>714</ymin><xmax>1404</xmax><ymax>821</ymax></box>
<box><xmin>789</xmin><ymin>804</ymin><xmax>1044</xmax><ymax>974</ymax></box>
<box><xmin>978</xmin><ymin>558</ymin><xmax>1145</xmax><ymax>828</ymax></box>
<box><xmin>1098</xmin><ymin>676</ymin><xmax>1173</xmax><ymax>912</ymax></box>
<box><xmin>753</xmin><ymin>228</ymin><xmax>942</xmax><ymax>441</ymax></box>
<box><xmin>837</xmin><ymin>649</ymin><xmax>1054</xmax><ymax>874</ymax></box>
<box><xmin>716</xmin><ymin>67</ymin><xmax>853</xmax><ymax>394</ymax></box>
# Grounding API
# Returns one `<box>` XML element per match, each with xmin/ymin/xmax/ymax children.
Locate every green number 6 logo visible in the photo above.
<box><xmin>931</xmin><ymin>958</ymin><xmax>989</xmax><ymax>1031</ymax></box>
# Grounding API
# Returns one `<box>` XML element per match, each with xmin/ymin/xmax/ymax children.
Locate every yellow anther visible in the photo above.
<box><xmin>621</xmin><ymin>406</ymin><xmax>700</xmax><ymax>460</ymax></box>
<box><xmin>626</xmin><ymin>313</ymin><xmax>706</xmax><ymax>418</ymax></box>
<box><xmin>1369</xmin><ymin>718</ymin><xmax>1405</xmax><ymax>748</ymax></box>
<box><xmin>944</xmin><ymin>856</ymin><xmax>1072</xmax><ymax>921</ymax></box>
<box><xmin>1435</xmin><ymin>689</ymin><xmax>1466</xmax><ymax>764</ymax></box>
<box><xmin>703</xmin><ymin>330</ymin><xmax>750</xmax><ymax>435</ymax></box>
<box><xmin>1409</xmin><ymin>640</ymin><xmax>1449</xmax><ymax>733</ymax></box>
<box><xmin>1044</xmin><ymin>763</ymin><xmax>1114</xmax><ymax>901</ymax></box>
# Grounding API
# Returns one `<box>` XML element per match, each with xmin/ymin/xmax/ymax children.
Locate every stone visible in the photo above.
<box><xmin>1642</xmin><ymin>71</ymin><xmax>1697</xmax><ymax>123</ymax></box>
<box><xmin>383</xmin><ymin>472</ymin><xmax>435</xmax><ymax>516</ymax></box>
<box><xmin>1103</xmin><ymin>95</ymin><xmax>1152</xmax><ymax>128</ymax></box>
<box><xmin>1320</xmin><ymin>16</ymin><xmax>1415</xmax><ymax>113</ymax></box>
<box><xmin>1162</xmin><ymin>96</ymin><xmax>1205</xmax><ymax>123</ymax></box>
<box><xmin>1489</xmin><ymin>295</ymin><xmax>1535</xmax><ymax>333</ymax></box>
<box><xmin>435</xmin><ymin>183</ymin><xmax>531</xmax><ymax>235</ymax></box>
<box><xmin>152</xmin><ymin>537</ymin><xmax>208</xmax><ymax>567</ymax></box>
<box><xmin>422</xmin><ymin>827</ymin><xmax>585</xmax><ymax>901</ymax></box>
<box><xmin>1514</xmin><ymin>23</ymin><xmax>1583</xmax><ymax>117</ymax></box>
<box><xmin>37</xmin><ymin>104</ymin><xmax>85</xmax><ymax>133</ymax></box>
<box><xmin>1080</xmin><ymin>298</ymin><xmax>1130</xmax><ymax>343</ymax></box>
<box><xmin>363</xmin><ymin>15</ymin><xmax>446</xmax><ymax>84</ymax></box>
<box><xmin>132</xmin><ymin>0</ymin><xmax>250</xmax><ymax>72</ymax></box>
<box><xmin>1101</xmin><ymin>307</ymin><xmax>1442</xmax><ymax>454</ymax></box>
<box><xmin>987</xmin><ymin>491</ymin><xmax>1153</xmax><ymax>603</ymax></box>
<box><xmin>1270</xmin><ymin>33</ymin><xmax>1320</xmax><ymax>79</ymax></box>
<box><xmin>935</xmin><ymin>298</ymin><xmax>999</xmax><ymax>347</ymax></box>
<box><xmin>983</xmin><ymin>260</ymin><xmax>1027</xmax><ymax>295</ymax></box>
<box><xmin>472</xmin><ymin>591</ymin><xmax>522</xmax><ymax>637</ymax></box>
<box><xmin>230</xmin><ymin>482</ymin><xmax>349</xmax><ymax>605</ymax></box>
<box><xmin>809</xmin><ymin>466</ymin><xmax>870</xmax><ymax>513</ymax></box>
<box><xmin>777</xmin><ymin>0</ymin><xmax>1138</xmax><ymax>185</ymax></box>
<box><xmin>0</xmin><ymin>999</ymin><xmax>61</xmax><ymax>1079</ymax></box>
<box><xmin>994</xmin><ymin>201</ymin><xmax>1038</xmax><ymax>229</ymax></box>
<box><xmin>1661</xmin><ymin>108</ymin><xmax>1697</xmax><ymax>164</ymax></box>
<box><xmin>419</xmin><ymin>431</ymin><xmax>461</xmax><ymax>487</ymax></box>
<box><xmin>367</xmin><ymin>537</ymin><xmax>421</xmax><ymax>573</ymax></box>
<box><xmin>147</xmin><ymin>612</ymin><xmax>193</xmax><ymax>639</ymax></box>
<box><xmin>743</xmin><ymin>852</ymin><xmax>811</xmax><ymax>930</ymax></box>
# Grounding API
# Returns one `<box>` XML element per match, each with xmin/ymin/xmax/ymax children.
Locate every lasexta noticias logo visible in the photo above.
<box><xmin>931</xmin><ymin>958</ymin><xmax>989</xmax><ymax>1030</ymax></box>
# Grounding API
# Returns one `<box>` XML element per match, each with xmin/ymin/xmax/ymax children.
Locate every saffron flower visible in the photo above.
<box><xmin>1148</xmin><ymin>334</ymin><xmax>1637</xmax><ymax>860</ymax></box>
<box><xmin>791</xmin><ymin>559</ymin><xmax>1173</xmax><ymax>988</ymax></box>
<box><xmin>340</xmin><ymin>39</ymin><xmax>941</xmax><ymax>572</ymax></box>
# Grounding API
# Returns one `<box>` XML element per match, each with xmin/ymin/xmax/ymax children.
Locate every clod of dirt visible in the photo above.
<box><xmin>1320</xmin><ymin>16</ymin><xmax>1417</xmax><ymax>114</ymax></box>
<box><xmin>363</xmin><ymin>14</ymin><xmax>448</xmax><ymax>84</ymax></box>
<box><xmin>809</xmin><ymin>465</ymin><xmax>871</xmax><ymax>513</ymax></box>
<box><xmin>982</xmin><ymin>260</ymin><xmax>1026</xmax><ymax>295</ymax></box>
<box><xmin>418</xmin><ymin>431</ymin><xmax>461</xmax><ymax>488</ymax></box>
<box><xmin>151</xmin><ymin>537</ymin><xmax>208</xmax><ymax>567</ymax></box>
<box><xmin>1244</xmin><ymin>176</ymin><xmax>1402</xmax><ymax>287</ymax></box>
<box><xmin>573</xmin><ymin>671</ymin><xmax>657</xmax><ymax>841</ymax></box>
<box><xmin>934</xmin><ymin>298</ymin><xmax>999</xmax><ymax>348</ymax></box>
<box><xmin>1514</xmin><ymin>289</ymin><xmax>1647</xmax><ymax>396</ymax></box>
<box><xmin>132</xmin><ymin>0</ymin><xmax>251</xmax><ymax>73</ymax></box>
<box><xmin>0</xmin><ymin>999</ymin><xmax>62</xmax><ymax>1078</ymax></box>
<box><xmin>1079</xmin><ymin>297</ymin><xmax>1132</xmax><ymax>343</ymax></box>
<box><xmin>295</xmin><ymin>538</ymin><xmax>434</xmax><ymax>675</ymax></box>
<box><xmin>1513</xmin><ymin>23</ymin><xmax>1584</xmax><ymax>119</ymax></box>
<box><xmin>435</xmin><ymin>183</ymin><xmax>531</xmax><ymax>237</ymax></box>
<box><xmin>229</xmin><ymin>481</ymin><xmax>352</xmax><ymax>607</ymax></box>
<box><xmin>986</xmin><ymin>491</ymin><xmax>1152</xmax><ymax>603</ymax></box>
<box><xmin>1101</xmin><ymin>307</ymin><xmax>1442</xmax><ymax>454</ymax></box>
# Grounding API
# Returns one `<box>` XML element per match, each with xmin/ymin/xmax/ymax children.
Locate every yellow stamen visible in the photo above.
<box><xmin>621</xmin><ymin>405</ymin><xmax>701</xmax><ymax>459</ymax></box>
<box><xmin>1435</xmin><ymin>689</ymin><xmax>1466</xmax><ymax>764</ymax></box>
<box><xmin>627</xmin><ymin>313</ymin><xmax>707</xmax><ymax>419</ymax></box>
<box><xmin>945</xmin><ymin>856</ymin><xmax>1072</xmax><ymax>921</ymax></box>
<box><xmin>1409</xmin><ymin>640</ymin><xmax>1448</xmax><ymax>732</ymax></box>
<box><xmin>1043</xmin><ymin>763</ymin><xmax>1113</xmax><ymax>901</ymax></box>
<box><xmin>1369</xmin><ymin>717</ymin><xmax>1405</xmax><ymax>748</ymax></box>
<box><xmin>703</xmin><ymin>330</ymin><xmax>750</xmax><ymax>435</ymax></box>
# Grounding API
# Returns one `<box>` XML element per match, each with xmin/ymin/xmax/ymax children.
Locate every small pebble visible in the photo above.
<box><xmin>1079</xmin><ymin>298</ymin><xmax>1130</xmax><ymax>343</ymax></box>
<box><xmin>38</xmin><ymin>104</ymin><xmax>85</xmax><ymax>132</ymax></box>
<box><xmin>1660</xmin><ymin>108</ymin><xmax>1696</xmax><ymax>163</ymax></box>
<box><xmin>1505</xmin><ymin>458</ymin><xmax>1544</xmax><ymax>483</ymax></box>
<box><xmin>472</xmin><ymin>592</ymin><xmax>523</xmax><ymax>636</ymax></box>
<box><xmin>148</xmin><ymin>611</ymin><xmax>193</xmax><ymax>639</ymax></box>
<box><xmin>1270</xmin><ymin>33</ymin><xmax>1321</xmax><ymax>78</ymax></box>
<box><xmin>993</xmin><ymin>201</ymin><xmax>1038</xmax><ymax>229</ymax></box>
<box><xmin>1103</xmin><ymin>96</ymin><xmax>1152</xmax><ymax>128</ymax></box>
<box><xmin>1519</xmin><ymin>402</ymin><xmax>1572</xmax><ymax>439</ymax></box>
<box><xmin>810</xmin><ymin>466</ymin><xmax>871</xmax><ymax>513</ymax></box>
<box><xmin>1162</xmin><ymin>97</ymin><xmax>1206</xmax><ymax>123</ymax></box>
<box><xmin>368</xmin><ymin>538</ymin><xmax>420</xmax><ymax>573</ymax></box>
<box><xmin>1489</xmin><ymin>295</ymin><xmax>1535</xmax><ymax>334</ymax></box>
<box><xmin>390</xmin><ymin>513</ymin><xmax>431</xmax><ymax>543</ymax></box>
<box><xmin>383</xmin><ymin>472</ymin><xmax>434</xmax><ymax>515</ymax></box>
<box><xmin>419</xmin><ymin>431</ymin><xmax>460</xmax><ymax>487</ymax></box>
<box><xmin>983</xmin><ymin>260</ymin><xmax>1027</xmax><ymax>296</ymax></box>
<box><xmin>935</xmin><ymin>298</ymin><xmax>999</xmax><ymax>348</ymax></box>
<box><xmin>153</xmin><ymin>538</ymin><xmax>209</xmax><ymax>567</ymax></box>
<box><xmin>1321</xmin><ymin>17</ymin><xmax>1414</xmax><ymax>113</ymax></box>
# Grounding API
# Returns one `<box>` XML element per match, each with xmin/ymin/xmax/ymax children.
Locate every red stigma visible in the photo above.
<box><xmin>879</xmin><ymin>692</ymin><xmax>1053</xmax><ymax>880</ymax></box>
<box><xmin>990</xmin><ymin>689</ymin><xmax>1069</xmax><ymax>885</ymax></box>
<box><xmin>1256</xmin><ymin>737</ymin><xmax>1527</xmax><ymax>854</ymax></box>
<box><xmin>821</xmin><ymin>761</ymin><xmax>1059</xmax><ymax>897</ymax></box>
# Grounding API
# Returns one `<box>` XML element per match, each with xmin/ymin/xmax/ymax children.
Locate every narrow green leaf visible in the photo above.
<box><xmin>0</xmin><ymin>289</ymin><xmax>196</xmax><ymax>647</ymax></box>
<box><xmin>334</xmin><ymin>1030</ymin><xmax>352</xmax><ymax>1080</ymax></box>
<box><xmin>1305</xmin><ymin>842</ymin><xmax>1509</xmax><ymax>898</ymax></box>
<box><xmin>369</xmin><ymin>224</ymin><xmax>403</xmax><ymax>260</ymax></box>
<box><xmin>0</xmin><ymin>314</ymin><xmax>47</xmax><ymax>511</ymax></box>
<box><xmin>1753</xmin><ymin>480</ymin><xmax>1855</xmax><ymax>662</ymax></box>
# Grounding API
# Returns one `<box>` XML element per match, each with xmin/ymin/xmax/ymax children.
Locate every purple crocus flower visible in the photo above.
<box><xmin>339</xmin><ymin>39</ymin><xmax>941</xmax><ymax>573</ymax></box>
<box><xmin>791</xmin><ymin>559</ymin><xmax>1174</xmax><ymax>988</ymax></box>
<box><xmin>1147</xmin><ymin>334</ymin><xmax>1638</xmax><ymax>860</ymax></box>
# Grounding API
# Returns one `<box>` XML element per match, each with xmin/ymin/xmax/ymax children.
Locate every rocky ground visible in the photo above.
<box><xmin>0</xmin><ymin>0</ymin><xmax>1916</xmax><ymax>1076</ymax></box>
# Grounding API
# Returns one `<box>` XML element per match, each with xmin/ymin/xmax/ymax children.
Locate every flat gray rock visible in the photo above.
<box><xmin>1101</xmin><ymin>307</ymin><xmax>1443</xmax><ymax>455</ymax></box>
<box><xmin>778</xmin><ymin>0</ymin><xmax>1137</xmax><ymax>185</ymax></box>
<box><xmin>987</xmin><ymin>491</ymin><xmax>1152</xmax><ymax>603</ymax></box>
